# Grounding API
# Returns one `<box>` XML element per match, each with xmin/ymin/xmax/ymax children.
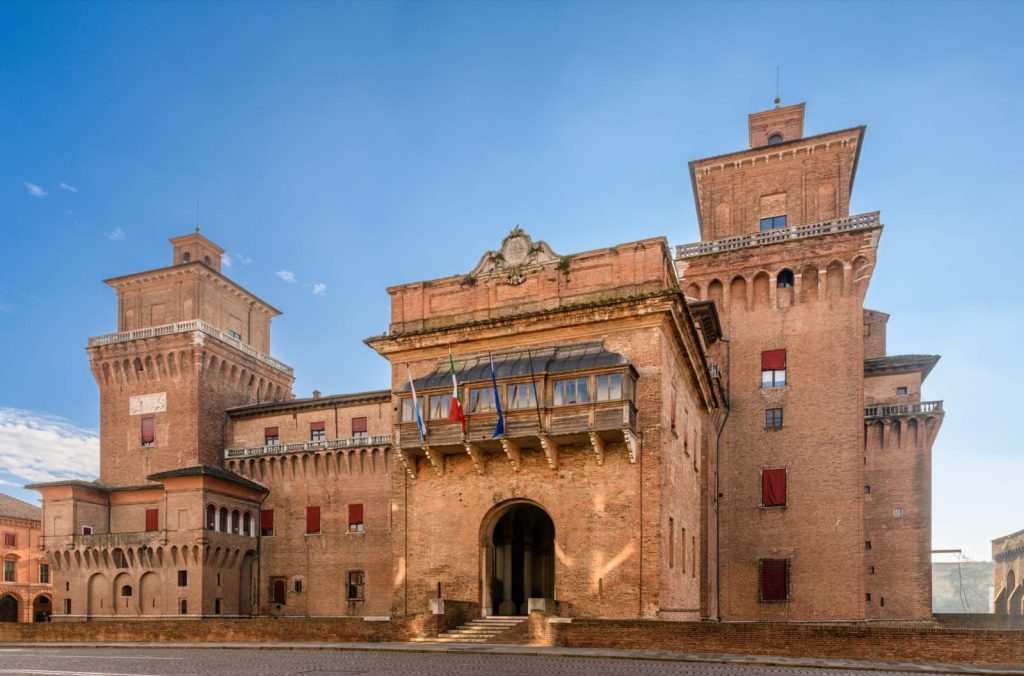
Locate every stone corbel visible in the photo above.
<box><xmin>588</xmin><ymin>432</ymin><xmax>605</xmax><ymax>467</ymax></box>
<box><xmin>623</xmin><ymin>429</ymin><xmax>639</xmax><ymax>464</ymax></box>
<box><xmin>397</xmin><ymin>448</ymin><xmax>418</xmax><ymax>480</ymax></box>
<box><xmin>500</xmin><ymin>438</ymin><xmax>521</xmax><ymax>472</ymax></box>
<box><xmin>539</xmin><ymin>435</ymin><xmax>558</xmax><ymax>470</ymax></box>
<box><xmin>464</xmin><ymin>442</ymin><xmax>485</xmax><ymax>476</ymax></box>
<box><xmin>423</xmin><ymin>446</ymin><xmax>443</xmax><ymax>477</ymax></box>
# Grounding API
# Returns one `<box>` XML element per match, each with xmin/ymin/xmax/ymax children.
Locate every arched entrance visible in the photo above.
<box><xmin>482</xmin><ymin>501</ymin><xmax>554</xmax><ymax>616</ymax></box>
<box><xmin>0</xmin><ymin>594</ymin><xmax>19</xmax><ymax>622</ymax></box>
<box><xmin>32</xmin><ymin>595</ymin><xmax>51</xmax><ymax>622</ymax></box>
<box><xmin>239</xmin><ymin>551</ymin><xmax>256</xmax><ymax>616</ymax></box>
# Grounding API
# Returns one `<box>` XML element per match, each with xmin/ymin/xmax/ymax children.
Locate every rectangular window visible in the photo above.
<box><xmin>669</xmin><ymin>517</ymin><xmax>675</xmax><ymax>568</ymax></box>
<box><xmin>760</xmin><ymin>350</ymin><xmax>787</xmax><ymax>388</ymax></box>
<box><xmin>294</xmin><ymin>580</ymin><xmax>303</xmax><ymax>593</ymax></box>
<box><xmin>896</xmin><ymin>386</ymin><xmax>908</xmax><ymax>396</ymax></box>
<box><xmin>2</xmin><ymin>532</ymin><xmax>14</xmax><ymax>548</ymax></box>
<box><xmin>595</xmin><ymin>373</ymin><xmax>623</xmax><ymax>401</ymax></box>
<box><xmin>64</xmin><ymin>599</ymin><xmax>71</xmax><ymax>615</ymax></box>
<box><xmin>761</xmin><ymin>468</ymin><xmax>787</xmax><ymax>507</ymax></box>
<box><xmin>864</xmin><ymin>485</ymin><xmax>871</xmax><ymax>494</ymax></box>
<box><xmin>347</xmin><ymin>570</ymin><xmax>365</xmax><ymax>600</ymax></box>
<box><xmin>765</xmin><ymin>408</ymin><xmax>783</xmax><ymax>429</ymax></box>
<box><xmin>506</xmin><ymin>382</ymin><xmax>537</xmax><ymax>410</ymax></box>
<box><xmin>39</xmin><ymin>563</ymin><xmax>49</xmax><ymax>584</ymax></box>
<box><xmin>305</xmin><ymin>506</ymin><xmax>321</xmax><ymax>535</ymax></box>
<box><xmin>310</xmin><ymin>421</ymin><xmax>326</xmax><ymax>442</ymax></box>
<box><xmin>271</xmin><ymin>577</ymin><xmax>286</xmax><ymax>605</ymax></box>
<box><xmin>892</xmin><ymin>507</ymin><xmax>904</xmax><ymax>519</ymax></box>
<box><xmin>82</xmin><ymin>525</ymin><xmax>93</xmax><ymax>535</ymax></box>
<box><xmin>145</xmin><ymin>508</ymin><xmax>159</xmax><ymax>532</ymax></box>
<box><xmin>351</xmin><ymin>416</ymin><xmax>368</xmax><ymax>437</ymax></box>
<box><xmin>348</xmin><ymin>503</ymin><xmax>364</xmax><ymax>533</ymax></box>
<box><xmin>681</xmin><ymin>527</ymin><xmax>686</xmax><ymax>574</ymax></box>
<box><xmin>228</xmin><ymin>330</ymin><xmax>242</xmax><ymax>341</ymax></box>
<box><xmin>177</xmin><ymin>570</ymin><xmax>188</xmax><ymax>587</ymax></box>
<box><xmin>760</xmin><ymin>559</ymin><xmax>789</xmax><ymax>602</ymax></box>
<box><xmin>260</xmin><ymin>509</ymin><xmax>274</xmax><ymax>536</ymax></box>
<box><xmin>553</xmin><ymin>377</ymin><xmax>589</xmax><ymax>406</ymax></box>
<box><xmin>759</xmin><ymin>215</ymin><xmax>787</xmax><ymax>231</ymax></box>
<box><xmin>141</xmin><ymin>417</ymin><xmax>155</xmax><ymax>447</ymax></box>
<box><xmin>264</xmin><ymin>427</ymin><xmax>280</xmax><ymax>446</ymax></box>
<box><xmin>469</xmin><ymin>387</ymin><xmax>496</xmax><ymax>413</ymax></box>
<box><xmin>3</xmin><ymin>560</ymin><xmax>15</xmax><ymax>582</ymax></box>
<box><xmin>429</xmin><ymin>394</ymin><xmax>451</xmax><ymax>419</ymax></box>
<box><xmin>865</xmin><ymin>540</ymin><xmax>872</xmax><ymax>550</ymax></box>
<box><xmin>400</xmin><ymin>398</ymin><xmax>415</xmax><ymax>422</ymax></box>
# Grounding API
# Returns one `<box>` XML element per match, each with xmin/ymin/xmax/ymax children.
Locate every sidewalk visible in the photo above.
<box><xmin>0</xmin><ymin>640</ymin><xmax>1021</xmax><ymax>675</ymax></box>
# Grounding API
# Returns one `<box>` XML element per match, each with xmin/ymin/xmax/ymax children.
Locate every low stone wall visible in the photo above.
<box><xmin>934</xmin><ymin>613</ymin><xmax>1024</xmax><ymax>630</ymax></box>
<box><xmin>533</xmin><ymin>617</ymin><xmax>1024</xmax><ymax>666</ymax></box>
<box><xmin>0</xmin><ymin>617</ymin><xmax>405</xmax><ymax>643</ymax></box>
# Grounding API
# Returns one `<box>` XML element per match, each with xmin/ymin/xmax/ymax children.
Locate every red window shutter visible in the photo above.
<box><xmin>260</xmin><ymin>509</ymin><xmax>274</xmax><ymax>533</ymax></box>
<box><xmin>264</xmin><ymin>426</ymin><xmax>279</xmax><ymax>438</ymax></box>
<box><xmin>761</xmin><ymin>349</ymin><xmax>787</xmax><ymax>371</ymax></box>
<box><xmin>141</xmin><ymin>417</ymin><xmax>155</xmax><ymax>444</ymax></box>
<box><xmin>310</xmin><ymin>421</ymin><xmax>326</xmax><ymax>432</ymax></box>
<box><xmin>761</xmin><ymin>559</ymin><xmax>788</xmax><ymax>601</ymax></box>
<box><xmin>145</xmin><ymin>509</ymin><xmax>159</xmax><ymax>532</ymax></box>
<box><xmin>762</xmin><ymin>468</ymin><xmax>787</xmax><ymax>507</ymax></box>
<box><xmin>351</xmin><ymin>417</ymin><xmax>368</xmax><ymax>434</ymax></box>
<box><xmin>3</xmin><ymin>532</ymin><xmax>15</xmax><ymax>547</ymax></box>
<box><xmin>349</xmin><ymin>503</ymin><xmax>363</xmax><ymax>525</ymax></box>
<box><xmin>306</xmin><ymin>506</ymin><xmax>321</xmax><ymax>534</ymax></box>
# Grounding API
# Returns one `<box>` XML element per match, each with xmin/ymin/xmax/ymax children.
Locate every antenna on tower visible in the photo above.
<box><xmin>195</xmin><ymin>198</ymin><xmax>200</xmax><ymax>233</ymax></box>
<box><xmin>774</xmin><ymin>67</ymin><xmax>781</xmax><ymax>107</ymax></box>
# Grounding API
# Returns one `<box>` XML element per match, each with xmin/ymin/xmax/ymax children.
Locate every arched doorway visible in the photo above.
<box><xmin>239</xmin><ymin>551</ymin><xmax>256</xmax><ymax>616</ymax></box>
<box><xmin>0</xmin><ymin>594</ymin><xmax>18</xmax><ymax>622</ymax></box>
<box><xmin>482</xmin><ymin>501</ymin><xmax>554</xmax><ymax>616</ymax></box>
<box><xmin>32</xmin><ymin>595</ymin><xmax>51</xmax><ymax>622</ymax></box>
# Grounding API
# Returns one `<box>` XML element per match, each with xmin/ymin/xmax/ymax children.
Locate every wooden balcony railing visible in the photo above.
<box><xmin>224</xmin><ymin>434</ymin><xmax>392</xmax><ymax>459</ymax></box>
<box><xmin>864</xmin><ymin>400</ymin><xmax>943</xmax><ymax>418</ymax></box>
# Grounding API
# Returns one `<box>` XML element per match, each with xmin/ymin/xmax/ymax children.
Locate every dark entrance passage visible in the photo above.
<box><xmin>490</xmin><ymin>503</ymin><xmax>554</xmax><ymax>616</ymax></box>
<box><xmin>0</xmin><ymin>594</ymin><xmax>18</xmax><ymax>622</ymax></box>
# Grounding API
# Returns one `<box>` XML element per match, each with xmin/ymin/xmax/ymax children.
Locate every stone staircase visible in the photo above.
<box><xmin>410</xmin><ymin>615</ymin><xmax>527</xmax><ymax>643</ymax></box>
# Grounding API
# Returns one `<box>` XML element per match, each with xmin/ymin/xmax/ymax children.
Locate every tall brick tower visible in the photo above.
<box><xmin>677</xmin><ymin>103</ymin><xmax>941</xmax><ymax>621</ymax></box>
<box><xmin>86</xmin><ymin>231</ymin><xmax>294</xmax><ymax>486</ymax></box>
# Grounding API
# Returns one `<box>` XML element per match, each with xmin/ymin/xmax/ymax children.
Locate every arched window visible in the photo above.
<box><xmin>206</xmin><ymin>505</ymin><xmax>216</xmax><ymax>531</ymax></box>
<box><xmin>121</xmin><ymin>585</ymin><xmax>132</xmax><ymax>597</ymax></box>
<box><xmin>777</xmin><ymin>269</ymin><xmax>794</xmax><ymax>289</ymax></box>
<box><xmin>179</xmin><ymin>599</ymin><xmax>188</xmax><ymax>614</ymax></box>
<box><xmin>242</xmin><ymin>512</ymin><xmax>252</xmax><ymax>537</ymax></box>
<box><xmin>182</xmin><ymin>252</ymin><xmax>191</xmax><ymax>263</ymax></box>
<box><xmin>219</xmin><ymin>507</ymin><xmax>228</xmax><ymax>532</ymax></box>
<box><xmin>768</xmin><ymin>133</ymin><xmax>783</xmax><ymax>145</ymax></box>
<box><xmin>204</xmin><ymin>256</ymin><xmax>212</xmax><ymax>266</ymax></box>
<box><xmin>231</xmin><ymin>510</ymin><xmax>240</xmax><ymax>534</ymax></box>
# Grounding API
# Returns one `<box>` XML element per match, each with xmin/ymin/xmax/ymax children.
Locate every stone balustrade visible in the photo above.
<box><xmin>864</xmin><ymin>400</ymin><xmax>943</xmax><ymax>418</ymax></box>
<box><xmin>224</xmin><ymin>435</ymin><xmax>392</xmax><ymax>459</ymax></box>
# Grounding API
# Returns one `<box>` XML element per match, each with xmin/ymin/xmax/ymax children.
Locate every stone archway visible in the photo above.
<box><xmin>32</xmin><ymin>594</ymin><xmax>51</xmax><ymax>622</ymax></box>
<box><xmin>0</xmin><ymin>594</ymin><xmax>19</xmax><ymax>622</ymax></box>
<box><xmin>481</xmin><ymin>500</ymin><xmax>555</xmax><ymax>617</ymax></box>
<box><xmin>239</xmin><ymin>551</ymin><xmax>257</xmax><ymax>616</ymax></box>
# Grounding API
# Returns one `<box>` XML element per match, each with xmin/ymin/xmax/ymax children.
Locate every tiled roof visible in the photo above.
<box><xmin>0</xmin><ymin>492</ymin><xmax>42</xmax><ymax>522</ymax></box>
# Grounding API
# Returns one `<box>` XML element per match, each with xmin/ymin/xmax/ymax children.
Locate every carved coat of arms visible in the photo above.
<box><xmin>469</xmin><ymin>227</ymin><xmax>560</xmax><ymax>286</ymax></box>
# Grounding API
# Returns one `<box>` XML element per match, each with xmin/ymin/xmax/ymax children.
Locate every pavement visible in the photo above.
<box><xmin>0</xmin><ymin>641</ymin><xmax>1020</xmax><ymax>676</ymax></box>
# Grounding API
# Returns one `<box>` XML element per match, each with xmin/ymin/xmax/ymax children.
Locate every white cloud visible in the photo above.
<box><xmin>105</xmin><ymin>228</ymin><xmax>126</xmax><ymax>241</ymax></box>
<box><xmin>221</xmin><ymin>253</ymin><xmax>233</xmax><ymax>268</ymax></box>
<box><xmin>236</xmin><ymin>254</ymin><xmax>253</xmax><ymax>265</ymax></box>
<box><xmin>311</xmin><ymin>282</ymin><xmax>327</xmax><ymax>296</ymax></box>
<box><xmin>24</xmin><ymin>182</ymin><xmax>47</xmax><ymax>198</ymax></box>
<box><xmin>59</xmin><ymin>181</ymin><xmax>78</xmax><ymax>193</ymax></box>
<box><xmin>276</xmin><ymin>270</ymin><xmax>296</xmax><ymax>283</ymax></box>
<box><xmin>0</xmin><ymin>408</ymin><xmax>99</xmax><ymax>486</ymax></box>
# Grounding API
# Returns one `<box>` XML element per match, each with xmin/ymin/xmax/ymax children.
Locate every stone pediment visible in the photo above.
<box><xmin>469</xmin><ymin>227</ymin><xmax>561</xmax><ymax>286</ymax></box>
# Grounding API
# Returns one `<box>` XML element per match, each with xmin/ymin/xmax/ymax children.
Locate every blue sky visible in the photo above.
<box><xmin>0</xmin><ymin>1</ymin><xmax>1021</xmax><ymax>561</ymax></box>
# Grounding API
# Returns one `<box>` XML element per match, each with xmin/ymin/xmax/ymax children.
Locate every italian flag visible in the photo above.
<box><xmin>448</xmin><ymin>348</ymin><xmax>466</xmax><ymax>432</ymax></box>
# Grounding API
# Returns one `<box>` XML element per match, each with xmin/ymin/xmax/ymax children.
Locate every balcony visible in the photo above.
<box><xmin>70</xmin><ymin>532</ymin><xmax>156</xmax><ymax>548</ymax></box>
<box><xmin>864</xmin><ymin>400</ymin><xmax>943</xmax><ymax>418</ymax></box>
<box><xmin>87</xmin><ymin>319</ymin><xmax>293</xmax><ymax>376</ymax></box>
<box><xmin>675</xmin><ymin>212</ymin><xmax>881</xmax><ymax>259</ymax></box>
<box><xmin>224</xmin><ymin>434</ymin><xmax>392</xmax><ymax>459</ymax></box>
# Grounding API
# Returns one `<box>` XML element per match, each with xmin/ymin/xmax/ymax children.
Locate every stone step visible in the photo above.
<box><xmin>414</xmin><ymin>615</ymin><xmax>528</xmax><ymax>644</ymax></box>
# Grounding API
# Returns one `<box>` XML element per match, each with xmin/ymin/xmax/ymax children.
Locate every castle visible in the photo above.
<box><xmin>27</xmin><ymin>103</ymin><xmax>944</xmax><ymax>625</ymax></box>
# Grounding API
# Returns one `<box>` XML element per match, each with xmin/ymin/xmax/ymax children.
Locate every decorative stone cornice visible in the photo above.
<box><xmin>468</xmin><ymin>227</ymin><xmax>561</xmax><ymax>286</ymax></box>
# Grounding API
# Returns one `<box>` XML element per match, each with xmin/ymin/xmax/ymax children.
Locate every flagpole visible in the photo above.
<box><xmin>526</xmin><ymin>347</ymin><xmax>544</xmax><ymax>433</ymax></box>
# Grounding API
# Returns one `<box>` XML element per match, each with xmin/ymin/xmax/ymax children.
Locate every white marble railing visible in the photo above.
<box><xmin>676</xmin><ymin>212</ymin><xmax>881</xmax><ymax>259</ymax></box>
<box><xmin>864</xmin><ymin>400</ymin><xmax>943</xmax><ymax>418</ymax></box>
<box><xmin>224</xmin><ymin>435</ymin><xmax>392</xmax><ymax>459</ymax></box>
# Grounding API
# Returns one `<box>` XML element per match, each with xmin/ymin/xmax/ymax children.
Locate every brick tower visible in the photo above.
<box><xmin>87</xmin><ymin>231</ymin><xmax>294</xmax><ymax>486</ymax></box>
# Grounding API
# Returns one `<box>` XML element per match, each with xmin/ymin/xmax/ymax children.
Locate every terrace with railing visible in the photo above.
<box><xmin>864</xmin><ymin>400</ymin><xmax>943</xmax><ymax>418</ymax></box>
<box><xmin>224</xmin><ymin>435</ymin><xmax>391</xmax><ymax>459</ymax></box>
<box><xmin>87</xmin><ymin>319</ymin><xmax>293</xmax><ymax>376</ymax></box>
<box><xmin>675</xmin><ymin>212</ymin><xmax>881</xmax><ymax>259</ymax></box>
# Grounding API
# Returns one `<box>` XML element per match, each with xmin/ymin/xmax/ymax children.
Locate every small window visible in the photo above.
<box><xmin>869</xmin><ymin>565</ymin><xmax>875</xmax><ymax>575</ymax></box>
<box><xmin>553</xmin><ymin>377</ymin><xmax>589</xmax><ymax>406</ymax></box>
<box><xmin>768</xmin><ymin>133</ymin><xmax>784</xmax><ymax>145</ymax></box>
<box><xmin>761</xmin><ymin>350</ymin><xmax>787</xmax><ymax>388</ymax></box>
<box><xmin>39</xmin><ymin>563</ymin><xmax>49</xmax><ymax>584</ymax></box>
<box><xmin>81</xmin><ymin>525</ymin><xmax>93</xmax><ymax>535</ymax></box>
<box><xmin>310</xmin><ymin>421</ymin><xmax>326</xmax><ymax>442</ymax></box>
<box><xmin>892</xmin><ymin>507</ymin><xmax>904</xmax><ymax>519</ymax></box>
<box><xmin>896</xmin><ymin>387</ymin><xmax>908</xmax><ymax>396</ymax></box>
<box><xmin>264</xmin><ymin>427</ymin><xmax>280</xmax><ymax>446</ymax></box>
<box><xmin>595</xmin><ymin>373</ymin><xmax>623</xmax><ymax>402</ymax></box>
<box><xmin>214</xmin><ymin>598</ymin><xmax>221</xmax><ymax>615</ymax></box>
<box><xmin>507</xmin><ymin>382</ymin><xmax>538</xmax><ymax>410</ymax></box>
<box><xmin>260</xmin><ymin>509</ymin><xmax>274</xmax><ymax>536</ymax></box>
<box><xmin>352</xmin><ymin>416</ymin><xmax>368</xmax><ymax>437</ymax></box>
<box><xmin>177</xmin><ymin>570</ymin><xmax>188</xmax><ymax>587</ymax></box>
<box><xmin>179</xmin><ymin>599</ymin><xmax>188</xmax><ymax>614</ymax></box>
<box><xmin>121</xmin><ymin>585</ymin><xmax>133</xmax><ymax>597</ymax></box>
<box><xmin>761</xmin><ymin>468</ymin><xmax>787</xmax><ymax>507</ymax></box>
<box><xmin>141</xmin><ymin>417</ymin><xmax>155</xmax><ymax>447</ymax></box>
<box><xmin>294</xmin><ymin>579</ymin><xmax>303</xmax><ymax>593</ymax></box>
<box><xmin>765</xmin><ymin>408</ymin><xmax>783</xmax><ymax>429</ymax></box>
<box><xmin>348</xmin><ymin>503</ymin><xmax>364</xmax><ymax>533</ymax></box>
<box><xmin>866</xmin><ymin>593</ymin><xmax>872</xmax><ymax>602</ymax></box>
<box><xmin>145</xmin><ymin>508</ymin><xmax>159</xmax><ymax>532</ymax></box>
<box><xmin>3</xmin><ymin>560</ymin><xmax>15</xmax><ymax>582</ymax></box>
<box><xmin>429</xmin><ymin>394</ymin><xmax>451</xmax><ymax>419</ymax></box>
<box><xmin>864</xmin><ymin>485</ymin><xmax>871</xmax><ymax>494</ymax></box>
<box><xmin>271</xmin><ymin>578</ymin><xmax>286</xmax><ymax>605</ymax></box>
<box><xmin>759</xmin><ymin>559</ymin><xmax>788</xmax><ymax>602</ymax></box>
<box><xmin>776</xmin><ymin>269</ymin><xmax>794</xmax><ymax>289</ymax></box>
<box><xmin>306</xmin><ymin>506</ymin><xmax>321</xmax><ymax>535</ymax></box>
<box><xmin>64</xmin><ymin>599</ymin><xmax>71</xmax><ymax>615</ymax></box>
<box><xmin>3</xmin><ymin>532</ymin><xmax>15</xmax><ymax>547</ymax></box>
<box><xmin>228</xmin><ymin>330</ymin><xmax>242</xmax><ymax>341</ymax></box>
<box><xmin>865</xmin><ymin>540</ymin><xmax>872</xmax><ymax>550</ymax></box>
<box><xmin>347</xmin><ymin>570</ymin><xmax>365</xmax><ymax>600</ymax></box>
<box><xmin>182</xmin><ymin>252</ymin><xmax>191</xmax><ymax>263</ymax></box>
<box><xmin>469</xmin><ymin>387</ymin><xmax>496</xmax><ymax>413</ymax></box>
<box><xmin>204</xmin><ymin>256</ymin><xmax>212</xmax><ymax>266</ymax></box>
<box><xmin>759</xmin><ymin>215</ymin><xmax>787</xmax><ymax>231</ymax></box>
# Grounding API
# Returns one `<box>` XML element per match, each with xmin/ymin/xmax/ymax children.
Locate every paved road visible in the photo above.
<box><xmin>0</xmin><ymin>647</ymin><xmax>957</xmax><ymax>676</ymax></box>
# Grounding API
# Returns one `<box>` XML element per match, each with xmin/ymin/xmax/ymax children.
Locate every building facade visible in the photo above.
<box><xmin>993</xmin><ymin>530</ymin><xmax>1023</xmax><ymax>615</ymax></box>
<box><xmin>0</xmin><ymin>493</ymin><xmax>53</xmax><ymax>622</ymax></box>
<box><xmin>30</xmin><ymin>103</ymin><xmax>943</xmax><ymax>624</ymax></box>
